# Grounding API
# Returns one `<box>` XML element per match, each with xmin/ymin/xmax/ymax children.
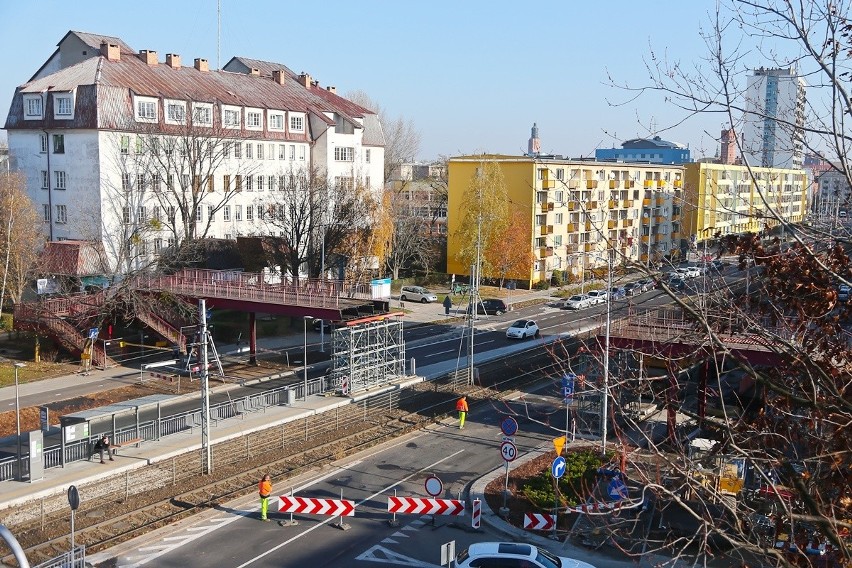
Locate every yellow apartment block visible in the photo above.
<box><xmin>681</xmin><ymin>163</ymin><xmax>808</xmax><ymax>247</ymax></box>
<box><xmin>446</xmin><ymin>155</ymin><xmax>685</xmax><ymax>287</ymax></box>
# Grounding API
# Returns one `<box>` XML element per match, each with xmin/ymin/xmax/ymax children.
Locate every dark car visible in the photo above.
<box><xmin>637</xmin><ymin>278</ymin><xmax>654</xmax><ymax>292</ymax></box>
<box><xmin>312</xmin><ymin>318</ymin><xmax>343</xmax><ymax>332</ymax></box>
<box><xmin>610</xmin><ymin>286</ymin><xmax>626</xmax><ymax>300</ymax></box>
<box><xmin>467</xmin><ymin>298</ymin><xmax>508</xmax><ymax>315</ymax></box>
<box><xmin>624</xmin><ymin>282</ymin><xmax>641</xmax><ymax>297</ymax></box>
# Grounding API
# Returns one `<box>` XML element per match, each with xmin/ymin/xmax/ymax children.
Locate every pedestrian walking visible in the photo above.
<box><xmin>94</xmin><ymin>434</ymin><xmax>114</xmax><ymax>464</ymax></box>
<box><xmin>442</xmin><ymin>295</ymin><xmax>452</xmax><ymax>315</ymax></box>
<box><xmin>258</xmin><ymin>473</ymin><xmax>272</xmax><ymax>521</ymax></box>
<box><xmin>456</xmin><ymin>396</ymin><xmax>469</xmax><ymax>429</ymax></box>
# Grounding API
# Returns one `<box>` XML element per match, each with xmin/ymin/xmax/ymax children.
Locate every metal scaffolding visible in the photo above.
<box><xmin>329</xmin><ymin>316</ymin><xmax>406</xmax><ymax>395</ymax></box>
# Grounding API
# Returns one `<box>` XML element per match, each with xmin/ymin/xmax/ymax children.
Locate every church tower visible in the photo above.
<box><xmin>527</xmin><ymin>123</ymin><xmax>541</xmax><ymax>156</ymax></box>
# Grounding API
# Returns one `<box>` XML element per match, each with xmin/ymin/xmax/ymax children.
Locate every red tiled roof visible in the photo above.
<box><xmin>39</xmin><ymin>241</ymin><xmax>107</xmax><ymax>276</ymax></box>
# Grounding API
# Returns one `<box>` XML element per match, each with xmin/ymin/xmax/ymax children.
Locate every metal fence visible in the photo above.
<box><xmin>0</xmin><ymin>374</ymin><xmax>333</xmax><ymax>482</ymax></box>
<box><xmin>33</xmin><ymin>546</ymin><xmax>85</xmax><ymax>568</ymax></box>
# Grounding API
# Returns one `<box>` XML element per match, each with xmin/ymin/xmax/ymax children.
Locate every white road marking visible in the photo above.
<box><xmin>354</xmin><ymin>545</ymin><xmax>440</xmax><ymax>567</ymax></box>
<box><xmin>234</xmin><ymin>450</ymin><xmax>465</xmax><ymax>567</ymax></box>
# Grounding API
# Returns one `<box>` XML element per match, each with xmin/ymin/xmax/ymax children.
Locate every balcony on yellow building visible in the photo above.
<box><xmin>539</xmin><ymin>247</ymin><xmax>554</xmax><ymax>258</ymax></box>
<box><xmin>541</xmin><ymin>179</ymin><xmax>555</xmax><ymax>190</ymax></box>
<box><xmin>656</xmin><ymin>197</ymin><xmax>665</xmax><ymax>206</ymax></box>
<box><xmin>626</xmin><ymin>180</ymin><xmax>635</xmax><ymax>188</ymax></box>
<box><xmin>585</xmin><ymin>221</ymin><xmax>594</xmax><ymax>231</ymax></box>
<box><xmin>586</xmin><ymin>200</ymin><xmax>598</xmax><ymax>210</ymax></box>
<box><xmin>586</xmin><ymin>180</ymin><xmax>598</xmax><ymax>189</ymax></box>
<box><xmin>609</xmin><ymin>180</ymin><xmax>618</xmax><ymax>189</ymax></box>
<box><xmin>642</xmin><ymin>198</ymin><xmax>652</xmax><ymax>207</ymax></box>
<box><xmin>671</xmin><ymin>231</ymin><xmax>680</xmax><ymax>240</ymax></box>
<box><xmin>640</xmin><ymin>253</ymin><xmax>649</xmax><ymax>262</ymax></box>
<box><xmin>623</xmin><ymin>199</ymin><xmax>634</xmax><ymax>208</ymax></box>
<box><xmin>656</xmin><ymin>179</ymin><xmax>665</xmax><ymax>187</ymax></box>
<box><xmin>606</xmin><ymin>219</ymin><xmax>616</xmax><ymax>229</ymax></box>
<box><xmin>641</xmin><ymin>235</ymin><xmax>650</xmax><ymax>243</ymax></box>
<box><xmin>608</xmin><ymin>199</ymin><xmax>619</xmax><ymax>209</ymax></box>
<box><xmin>654</xmin><ymin>216</ymin><xmax>665</xmax><ymax>224</ymax></box>
<box><xmin>540</xmin><ymin>202</ymin><xmax>554</xmax><ymax>213</ymax></box>
<box><xmin>568</xmin><ymin>180</ymin><xmax>580</xmax><ymax>189</ymax></box>
<box><xmin>644</xmin><ymin>180</ymin><xmax>654</xmax><ymax>188</ymax></box>
<box><xmin>565</xmin><ymin>243</ymin><xmax>578</xmax><ymax>252</ymax></box>
<box><xmin>567</xmin><ymin>222</ymin><xmax>578</xmax><ymax>232</ymax></box>
<box><xmin>565</xmin><ymin>201</ymin><xmax>577</xmax><ymax>211</ymax></box>
<box><xmin>621</xmin><ymin>218</ymin><xmax>633</xmax><ymax>228</ymax></box>
<box><xmin>584</xmin><ymin>242</ymin><xmax>595</xmax><ymax>252</ymax></box>
<box><xmin>674</xmin><ymin>179</ymin><xmax>683</xmax><ymax>188</ymax></box>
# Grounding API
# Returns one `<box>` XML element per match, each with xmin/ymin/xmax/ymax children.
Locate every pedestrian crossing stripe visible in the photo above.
<box><xmin>354</xmin><ymin>545</ymin><xmax>440</xmax><ymax>567</ymax></box>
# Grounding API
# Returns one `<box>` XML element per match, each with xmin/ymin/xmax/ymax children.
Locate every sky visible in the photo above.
<box><xmin>0</xmin><ymin>1</ymin><xmax>759</xmax><ymax>161</ymax></box>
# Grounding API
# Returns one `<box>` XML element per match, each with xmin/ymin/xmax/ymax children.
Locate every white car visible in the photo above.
<box><xmin>399</xmin><ymin>285</ymin><xmax>438</xmax><ymax>303</ymax></box>
<box><xmin>506</xmin><ymin>319</ymin><xmax>539</xmax><ymax>339</ymax></box>
<box><xmin>563</xmin><ymin>294</ymin><xmax>592</xmax><ymax>310</ymax></box>
<box><xmin>586</xmin><ymin>289</ymin><xmax>608</xmax><ymax>304</ymax></box>
<box><xmin>676</xmin><ymin>267</ymin><xmax>700</xmax><ymax>279</ymax></box>
<box><xmin>456</xmin><ymin>542</ymin><xmax>597</xmax><ymax>568</ymax></box>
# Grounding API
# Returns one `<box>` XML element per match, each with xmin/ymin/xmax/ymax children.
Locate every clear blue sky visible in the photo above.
<box><xmin>0</xmin><ymin>1</ymin><xmax>748</xmax><ymax>161</ymax></box>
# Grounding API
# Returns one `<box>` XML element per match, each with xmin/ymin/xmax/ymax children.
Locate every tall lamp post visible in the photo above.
<box><xmin>600</xmin><ymin>251</ymin><xmax>612</xmax><ymax>455</ymax></box>
<box><xmin>13</xmin><ymin>363</ymin><xmax>25</xmax><ymax>481</ymax></box>
<box><xmin>303</xmin><ymin>316</ymin><xmax>311</xmax><ymax>401</ymax></box>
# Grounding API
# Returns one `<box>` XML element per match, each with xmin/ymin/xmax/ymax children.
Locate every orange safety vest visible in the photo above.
<box><xmin>456</xmin><ymin>398</ymin><xmax>468</xmax><ymax>412</ymax></box>
<box><xmin>258</xmin><ymin>479</ymin><xmax>271</xmax><ymax>498</ymax></box>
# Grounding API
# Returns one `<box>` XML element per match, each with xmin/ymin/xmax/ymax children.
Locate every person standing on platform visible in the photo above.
<box><xmin>443</xmin><ymin>295</ymin><xmax>452</xmax><ymax>315</ymax></box>
<box><xmin>258</xmin><ymin>473</ymin><xmax>272</xmax><ymax>521</ymax></box>
<box><xmin>456</xmin><ymin>396</ymin><xmax>469</xmax><ymax>429</ymax></box>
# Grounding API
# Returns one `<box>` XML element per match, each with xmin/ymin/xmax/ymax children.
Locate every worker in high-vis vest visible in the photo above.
<box><xmin>258</xmin><ymin>474</ymin><xmax>272</xmax><ymax>521</ymax></box>
<box><xmin>456</xmin><ymin>396</ymin><xmax>469</xmax><ymax>429</ymax></box>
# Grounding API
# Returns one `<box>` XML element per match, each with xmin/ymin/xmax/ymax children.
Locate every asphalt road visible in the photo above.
<box><xmin>101</xmin><ymin>382</ymin><xmax>634</xmax><ymax>568</ymax></box>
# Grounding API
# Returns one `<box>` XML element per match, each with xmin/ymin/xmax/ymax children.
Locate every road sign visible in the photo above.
<box><xmin>39</xmin><ymin>406</ymin><xmax>49</xmax><ymax>432</ymax></box>
<box><xmin>387</xmin><ymin>497</ymin><xmax>465</xmax><ymax>516</ymax></box>
<box><xmin>67</xmin><ymin>485</ymin><xmax>80</xmax><ymax>511</ymax></box>
<box><xmin>277</xmin><ymin>496</ymin><xmax>354</xmax><ymax>517</ymax></box>
<box><xmin>551</xmin><ymin>456</ymin><xmax>567</xmax><ymax>479</ymax></box>
<box><xmin>500</xmin><ymin>441</ymin><xmax>517</xmax><ymax>462</ymax></box>
<box><xmin>552</xmin><ymin>436</ymin><xmax>566</xmax><ymax>456</ymax></box>
<box><xmin>561</xmin><ymin>373</ymin><xmax>575</xmax><ymax>402</ymax></box>
<box><xmin>608</xmin><ymin>478</ymin><xmax>629</xmax><ymax>500</ymax></box>
<box><xmin>424</xmin><ymin>475</ymin><xmax>443</xmax><ymax>497</ymax></box>
<box><xmin>440</xmin><ymin>540</ymin><xmax>456</xmax><ymax>567</ymax></box>
<box><xmin>500</xmin><ymin>416</ymin><xmax>518</xmax><ymax>437</ymax></box>
<box><xmin>471</xmin><ymin>498</ymin><xmax>481</xmax><ymax>529</ymax></box>
<box><xmin>523</xmin><ymin>512</ymin><xmax>555</xmax><ymax>531</ymax></box>
<box><xmin>88</xmin><ymin>328</ymin><xmax>99</xmax><ymax>340</ymax></box>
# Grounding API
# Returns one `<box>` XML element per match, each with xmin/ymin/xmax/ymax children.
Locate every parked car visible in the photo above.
<box><xmin>586</xmin><ymin>289</ymin><xmax>608</xmax><ymax>304</ymax></box>
<box><xmin>637</xmin><ymin>278</ymin><xmax>654</xmax><ymax>292</ymax></box>
<box><xmin>563</xmin><ymin>294</ymin><xmax>593</xmax><ymax>309</ymax></box>
<box><xmin>399</xmin><ymin>286</ymin><xmax>438</xmax><ymax>304</ymax></box>
<box><xmin>676</xmin><ymin>266</ymin><xmax>700</xmax><ymax>279</ymax></box>
<box><xmin>456</xmin><ymin>542</ymin><xmax>597</xmax><ymax>568</ymax></box>
<box><xmin>506</xmin><ymin>319</ymin><xmax>540</xmax><ymax>339</ymax></box>
<box><xmin>839</xmin><ymin>284</ymin><xmax>850</xmax><ymax>302</ymax></box>
<box><xmin>609</xmin><ymin>286</ymin><xmax>626</xmax><ymax>300</ymax></box>
<box><xmin>623</xmin><ymin>282</ymin><xmax>641</xmax><ymax>297</ymax></box>
<box><xmin>667</xmin><ymin>276</ymin><xmax>686</xmax><ymax>291</ymax></box>
<box><xmin>467</xmin><ymin>298</ymin><xmax>508</xmax><ymax>315</ymax></box>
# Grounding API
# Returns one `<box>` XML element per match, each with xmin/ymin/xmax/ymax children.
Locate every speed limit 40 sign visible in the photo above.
<box><xmin>500</xmin><ymin>441</ymin><xmax>517</xmax><ymax>462</ymax></box>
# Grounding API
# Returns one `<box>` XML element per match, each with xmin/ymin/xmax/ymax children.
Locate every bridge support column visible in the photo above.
<box><xmin>249</xmin><ymin>312</ymin><xmax>257</xmax><ymax>365</ymax></box>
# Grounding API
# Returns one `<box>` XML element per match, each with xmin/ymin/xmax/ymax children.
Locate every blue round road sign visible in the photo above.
<box><xmin>608</xmin><ymin>478</ymin><xmax>628</xmax><ymax>500</ymax></box>
<box><xmin>500</xmin><ymin>416</ymin><xmax>518</xmax><ymax>437</ymax></box>
<box><xmin>551</xmin><ymin>456</ymin><xmax>566</xmax><ymax>479</ymax></box>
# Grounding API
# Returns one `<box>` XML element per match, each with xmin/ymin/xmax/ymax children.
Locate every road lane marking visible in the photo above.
<box><xmin>234</xmin><ymin>450</ymin><xmax>465</xmax><ymax>567</ymax></box>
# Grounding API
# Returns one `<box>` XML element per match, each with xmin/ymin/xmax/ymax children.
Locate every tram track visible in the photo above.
<box><xmin>4</xmin><ymin>343</ymin><xmax>571</xmax><ymax>566</ymax></box>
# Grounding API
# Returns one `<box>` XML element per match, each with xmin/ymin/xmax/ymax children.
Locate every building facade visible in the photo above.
<box><xmin>741</xmin><ymin>67</ymin><xmax>806</xmax><ymax>169</ymax></box>
<box><xmin>595</xmin><ymin>136</ymin><xmax>691</xmax><ymax>165</ymax></box>
<box><xmin>682</xmin><ymin>162</ymin><xmax>807</xmax><ymax>247</ymax></box>
<box><xmin>446</xmin><ymin>156</ymin><xmax>686</xmax><ymax>286</ymax></box>
<box><xmin>4</xmin><ymin>31</ymin><xmax>385</xmax><ymax>270</ymax></box>
<box><xmin>812</xmin><ymin>169</ymin><xmax>851</xmax><ymax>220</ymax></box>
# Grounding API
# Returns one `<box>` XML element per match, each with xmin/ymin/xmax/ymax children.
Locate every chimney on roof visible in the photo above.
<box><xmin>299</xmin><ymin>72</ymin><xmax>311</xmax><ymax>88</ymax></box>
<box><xmin>249</xmin><ymin>67</ymin><xmax>260</xmax><ymax>76</ymax></box>
<box><xmin>166</xmin><ymin>53</ymin><xmax>181</xmax><ymax>69</ymax></box>
<box><xmin>272</xmin><ymin>69</ymin><xmax>286</xmax><ymax>85</ymax></box>
<box><xmin>326</xmin><ymin>86</ymin><xmax>336</xmax><ymax>94</ymax></box>
<box><xmin>100</xmin><ymin>41</ymin><xmax>120</xmax><ymax>61</ymax></box>
<box><xmin>139</xmin><ymin>49</ymin><xmax>158</xmax><ymax>65</ymax></box>
<box><xmin>194</xmin><ymin>58</ymin><xmax>209</xmax><ymax>72</ymax></box>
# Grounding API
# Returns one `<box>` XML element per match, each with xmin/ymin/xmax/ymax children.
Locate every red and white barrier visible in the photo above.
<box><xmin>387</xmin><ymin>497</ymin><xmax>465</xmax><ymax>516</ymax></box>
<box><xmin>278</xmin><ymin>496</ymin><xmax>355</xmax><ymax>517</ymax></box>
<box><xmin>471</xmin><ymin>498</ymin><xmax>481</xmax><ymax>529</ymax></box>
<box><xmin>523</xmin><ymin>513</ymin><xmax>555</xmax><ymax>531</ymax></box>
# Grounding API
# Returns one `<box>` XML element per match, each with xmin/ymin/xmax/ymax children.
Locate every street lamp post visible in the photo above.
<box><xmin>303</xmin><ymin>316</ymin><xmax>311</xmax><ymax>401</ymax></box>
<box><xmin>600</xmin><ymin>252</ymin><xmax>612</xmax><ymax>455</ymax></box>
<box><xmin>13</xmin><ymin>363</ymin><xmax>25</xmax><ymax>481</ymax></box>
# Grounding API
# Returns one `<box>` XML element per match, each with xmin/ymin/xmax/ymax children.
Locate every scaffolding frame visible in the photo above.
<box><xmin>330</xmin><ymin>316</ymin><xmax>406</xmax><ymax>395</ymax></box>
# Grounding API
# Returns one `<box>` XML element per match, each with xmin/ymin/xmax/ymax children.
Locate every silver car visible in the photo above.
<box><xmin>399</xmin><ymin>286</ymin><xmax>437</xmax><ymax>303</ymax></box>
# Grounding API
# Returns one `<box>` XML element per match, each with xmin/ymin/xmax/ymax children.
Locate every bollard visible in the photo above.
<box><xmin>333</xmin><ymin>488</ymin><xmax>351</xmax><ymax>531</ymax></box>
<box><xmin>410</xmin><ymin>357</ymin><xmax>416</xmax><ymax>375</ymax></box>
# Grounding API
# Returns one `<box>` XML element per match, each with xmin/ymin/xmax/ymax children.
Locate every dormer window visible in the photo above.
<box><xmin>165</xmin><ymin>99</ymin><xmax>187</xmax><ymax>124</ymax></box>
<box><xmin>134</xmin><ymin>96</ymin><xmax>158</xmax><ymax>123</ymax></box>
<box><xmin>289</xmin><ymin>114</ymin><xmax>304</xmax><ymax>132</ymax></box>
<box><xmin>268</xmin><ymin>111</ymin><xmax>284</xmax><ymax>131</ymax></box>
<box><xmin>54</xmin><ymin>94</ymin><xmax>73</xmax><ymax>118</ymax></box>
<box><xmin>192</xmin><ymin>102</ymin><xmax>213</xmax><ymax>126</ymax></box>
<box><xmin>24</xmin><ymin>95</ymin><xmax>43</xmax><ymax>119</ymax></box>
<box><xmin>246</xmin><ymin>108</ymin><xmax>262</xmax><ymax>130</ymax></box>
<box><xmin>222</xmin><ymin>105</ymin><xmax>241</xmax><ymax>129</ymax></box>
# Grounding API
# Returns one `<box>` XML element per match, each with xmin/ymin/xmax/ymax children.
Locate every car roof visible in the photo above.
<box><xmin>466</xmin><ymin>542</ymin><xmax>534</xmax><ymax>558</ymax></box>
<box><xmin>511</xmin><ymin>320</ymin><xmax>530</xmax><ymax>325</ymax></box>
<box><xmin>569</xmin><ymin>294</ymin><xmax>586</xmax><ymax>300</ymax></box>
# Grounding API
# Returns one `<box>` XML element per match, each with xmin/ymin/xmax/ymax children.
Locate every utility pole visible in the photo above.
<box><xmin>466</xmin><ymin>213</ymin><xmax>483</xmax><ymax>386</ymax></box>
<box><xmin>600</xmin><ymin>249</ymin><xmax>612</xmax><ymax>455</ymax></box>
<box><xmin>199</xmin><ymin>299</ymin><xmax>212</xmax><ymax>474</ymax></box>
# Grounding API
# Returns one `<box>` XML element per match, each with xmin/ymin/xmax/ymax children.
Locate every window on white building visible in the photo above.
<box><xmin>246</xmin><ymin>176</ymin><xmax>253</xmax><ymax>191</ymax></box>
<box><xmin>289</xmin><ymin>145</ymin><xmax>295</xmax><ymax>160</ymax></box>
<box><xmin>289</xmin><ymin>114</ymin><xmax>304</xmax><ymax>131</ymax></box>
<box><xmin>256</xmin><ymin>204</ymin><xmax>264</xmax><ymax>220</ymax></box>
<box><xmin>257</xmin><ymin>175</ymin><xmax>264</xmax><ymax>191</ymax></box>
<box><xmin>154</xmin><ymin>239</ymin><xmax>162</xmax><ymax>254</ymax></box>
<box><xmin>42</xmin><ymin>204</ymin><xmax>50</xmax><ymax>222</ymax></box>
<box><xmin>152</xmin><ymin>173</ymin><xmax>161</xmax><ymax>192</ymax></box>
<box><xmin>138</xmin><ymin>206</ymin><xmax>146</xmax><ymax>221</ymax></box>
<box><xmin>223</xmin><ymin>107</ymin><xmax>241</xmax><ymax>128</ymax></box>
<box><xmin>235</xmin><ymin>205</ymin><xmax>242</xmax><ymax>221</ymax></box>
<box><xmin>555</xmin><ymin>213</ymin><xmax>563</xmax><ymax>224</ymax></box>
<box><xmin>196</xmin><ymin>206</ymin><xmax>203</xmax><ymax>222</ymax></box>
<box><xmin>245</xmin><ymin>144</ymin><xmax>253</xmax><ymax>159</ymax></box>
<box><xmin>192</xmin><ymin>103</ymin><xmax>213</xmax><ymax>126</ymax></box>
<box><xmin>39</xmin><ymin>134</ymin><xmax>47</xmax><ymax>153</ymax></box>
<box><xmin>246</xmin><ymin>111</ymin><xmax>262</xmax><ymax>129</ymax></box>
<box><xmin>334</xmin><ymin>147</ymin><xmax>354</xmax><ymax>162</ymax></box>
<box><xmin>278</xmin><ymin>144</ymin><xmax>285</xmax><ymax>159</ymax></box>
<box><xmin>135</xmin><ymin>97</ymin><xmax>157</xmax><ymax>122</ymax></box>
<box><xmin>40</xmin><ymin>171</ymin><xmax>48</xmax><ymax>189</ymax></box>
<box><xmin>166</xmin><ymin>101</ymin><xmax>186</xmax><ymax>124</ymax></box>
<box><xmin>55</xmin><ymin>204</ymin><xmax>67</xmax><ymax>224</ymax></box>
<box><xmin>54</xmin><ymin>171</ymin><xmax>66</xmax><ymax>190</ymax></box>
<box><xmin>119</xmin><ymin>136</ymin><xmax>130</xmax><ymax>155</ymax></box>
<box><xmin>137</xmin><ymin>173</ymin><xmax>145</xmax><ymax>190</ymax></box>
<box><xmin>269</xmin><ymin>112</ymin><xmax>284</xmax><ymax>130</ymax></box>
<box><xmin>52</xmin><ymin>134</ymin><xmax>64</xmax><ymax>154</ymax></box>
<box><xmin>54</xmin><ymin>95</ymin><xmax>73</xmax><ymax>117</ymax></box>
<box><xmin>153</xmin><ymin>206</ymin><xmax>161</xmax><ymax>222</ymax></box>
<box><xmin>246</xmin><ymin>205</ymin><xmax>253</xmax><ymax>221</ymax></box>
<box><xmin>24</xmin><ymin>96</ymin><xmax>43</xmax><ymax>118</ymax></box>
<box><xmin>257</xmin><ymin>144</ymin><xmax>264</xmax><ymax>160</ymax></box>
<box><xmin>234</xmin><ymin>143</ymin><xmax>242</xmax><ymax>158</ymax></box>
<box><xmin>299</xmin><ymin>145</ymin><xmax>305</xmax><ymax>160</ymax></box>
<box><xmin>365</xmin><ymin>149</ymin><xmax>371</xmax><ymax>163</ymax></box>
<box><xmin>223</xmin><ymin>205</ymin><xmax>231</xmax><ymax>221</ymax></box>
<box><xmin>268</xmin><ymin>175</ymin><xmax>275</xmax><ymax>191</ymax></box>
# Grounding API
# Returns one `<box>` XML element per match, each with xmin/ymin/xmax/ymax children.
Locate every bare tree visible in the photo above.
<box><xmin>0</xmin><ymin>171</ymin><xmax>41</xmax><ymax>314</ymax></box>
<box><xmin>345</xmin><ymin>90</ymin><xmax>422</xmax><ymax>181</ymax></box>
<box><xmin>382</xmin><ymin>187</ymin><xmax>437</xmax><ymax>280</ymax></box>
